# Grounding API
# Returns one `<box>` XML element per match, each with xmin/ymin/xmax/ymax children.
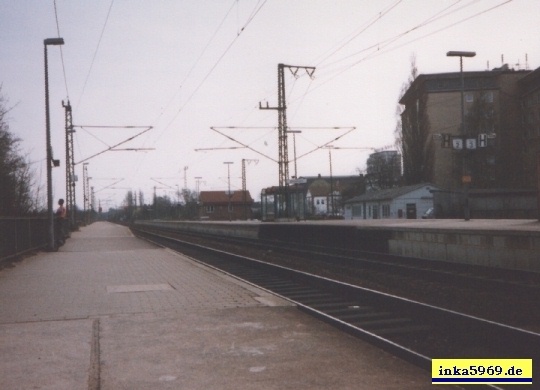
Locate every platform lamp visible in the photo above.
<box><xmin>44</xmin><ymin>37</ymin><xmax>65</xmax><ymax>250</ymax></box>
<box><xmin>323</xmin><ymin>145</ymin><xmax>336</xmax><ymax>216</ymax></box>
<box><xmin>447</xmin><ymin>50</ymin><xmax>475</xmax><ymax>221</ymax></box>
<box><xmin>223</xmin><ymin>162</ymin><xmax>233</xmax><ymax>221</ymax></box>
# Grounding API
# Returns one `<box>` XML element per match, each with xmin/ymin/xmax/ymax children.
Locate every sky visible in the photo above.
<box><xmin>1</xmin><ymin>0</ymin><xmax>539</xmax><ymax>211</ymax></box>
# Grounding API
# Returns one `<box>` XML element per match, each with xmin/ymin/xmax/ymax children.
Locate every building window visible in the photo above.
<box><xmin>382</xmin><ymin>204</ymin><xmax>390</xmax><ymax>217</ymax></box>
<box><xmin>465</xmin><ymin>93</ymin><xmax>474</xmax><ymax>103</ymax></box>
<box><xmin>485</xmin><ymin>91</ymin><xmax>494</xmax><ymax>103</ymax></box>
<box><xmin>206</xmin><ymin>205</ymin><xmax>214</xmax><ymax>213</ymax></box>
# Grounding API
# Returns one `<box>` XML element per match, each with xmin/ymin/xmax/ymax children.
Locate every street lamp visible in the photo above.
<box><xmin>447</xmin><ymin>50</ymin><xmax>475</xmax><ymax>221</ymax></box>
<box><xmin>194</xmin><ymin>177</ymin><xmax>203</xmax><ymax>202</ymax></box>
<box><xmin>286</xmin><ymin>130</ymin><xmax>302</xmax><ymax>179</ymax></box>
<box><xmin>323</xmin><ymin>145</ymin><xmax>335</xmax><ymax>216</ymax></box>
<box><xmin>44</xmin><ymin>37</ymin><xmax>65</xmax><ymax>250</ymax></box>
<box><xmin>286</xmin><ymin>130</ymin><xmax>302</xmax><ymax>219</ymax></box>
<box><xmin>223</xmin><ymin>162</ymin><xmax>233</xmax><ymax>221</ymax></box>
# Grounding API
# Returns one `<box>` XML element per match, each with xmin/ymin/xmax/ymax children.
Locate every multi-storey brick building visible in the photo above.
<box><xmin>519</xmin><ymin>66</ymin><xmax>540</xmax><ymax>188</ymax></box>
<box><xmin>399</xmin><ymin>66</ymin><xmax>531</xmax><ymax>192</ymax></box>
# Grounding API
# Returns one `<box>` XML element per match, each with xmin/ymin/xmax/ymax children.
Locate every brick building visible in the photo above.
<box><xmin>399</xmin><ymin>66</ymin><xmax>530</xmax><ymax>191</ymax></box>
<box><xmin>519</xmin><ymin>66</ymin><xmax>540</xmax><ymax>187</ymax></box>
<box><xmin>198</xmin><ymin>190</ymin><xmax>253</xmax><ymax>221</ymax></box>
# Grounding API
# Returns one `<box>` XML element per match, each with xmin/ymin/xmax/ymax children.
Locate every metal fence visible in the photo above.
<box><xmin>0</xmin><ymin>217</ymin><xmax>48</xmax><ymax>261</ymax></box>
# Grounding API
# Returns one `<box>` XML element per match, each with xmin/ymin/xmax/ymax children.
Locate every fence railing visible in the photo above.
<box><xmin>0</xmin><ymin>217</ymin><xmax>48</xmax><ymax>261</ymax></box>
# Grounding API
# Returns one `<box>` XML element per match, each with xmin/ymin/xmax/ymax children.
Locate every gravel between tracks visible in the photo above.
<box><xmin>157</xmin><ymin>231</ymin><xmax>540</xmax><ymax>334</ymax></box>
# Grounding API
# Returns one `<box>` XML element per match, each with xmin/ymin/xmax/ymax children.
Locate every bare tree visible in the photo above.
<box><xmin>0</xmin><ymin>87</ymin><xmax>36</xmax><ymax>215</ymax></box>
<box><xmin>396</xmin><ymin>55</ymin><xmax>434</xmax><ymax>185</ymax></box>
<box><xmin>365</xmin><ymin>151</ymin><xmax>402</xmax><ymax>190</ymax></box>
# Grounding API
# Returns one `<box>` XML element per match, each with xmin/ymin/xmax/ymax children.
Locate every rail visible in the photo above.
<box><xmin>133</xmin><ymin>225</ymin><xmax>540</xmax><ymax>389</ymax></box>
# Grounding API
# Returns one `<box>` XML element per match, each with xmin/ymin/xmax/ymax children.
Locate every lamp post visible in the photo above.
<box><xmin>44</xmin><ymin>37</ymin><xmax>65</xmax><ymax>250</ymax></box>
<box><xmin>223</xmin><ymin>162</ymin><xmax>233</xmax><ymax>221</ymax></box>
<box><xmin>287</xmin><ymin>130</ymin><xmax>302</xmax><ymax>218</ymax></box>
<box><xmin>194</xmin><ymin>177</ymin><xmax>203</xmax><ymax>201</ymax></box>
<box><xmin>175</xmin><ymin>184</ymin><xmax>180</xmax><ymax>219</ymax></box>
<box><xmin>447</xmin><ymin>50</ymin><xmax>475</xmax><ymax>221</ymax></box>
<box><xmin>324</xmin><ymin>145</ymin><xmax>335</xmax><ymax>216</ymax></box>
<box><xmin>286</xmin><ymin>130</ymin><xmax>302</xmax><ymax>179</ymax></box>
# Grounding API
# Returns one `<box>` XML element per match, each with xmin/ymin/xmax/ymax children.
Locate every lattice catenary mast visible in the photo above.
<box><xmin>259</xmin><ymin>63</ymin><xmax>315</xmax><ymax>189</ymax></box>
<box><xmin>63</xmin><ymin>100</ymin><xmax>77</xmax><ymax>229</ymax></box>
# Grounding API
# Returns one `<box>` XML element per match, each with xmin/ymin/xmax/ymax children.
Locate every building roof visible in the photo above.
<box><xmin>518</xmin><ymin>66</ymin><xmax>540</xmax><ymax>95</ymax></box>
<box><xmin>262</xmin><ymin>175</ymin><xmax>365</xmax><ymax>194</ymax></box>
<box><xmin>399</xmin><ymin>68</ymin><xmax>531</xmax><ymax>104</ymax></box>
<box><xmin>199</xmin><ymin>190</ymin><xmax>253</xmax><ymax>205</ymax></box>
<box><xmin>345</xmin><ymin>183</ymin><xmax>439</xmax><ymax>203</ymax></box>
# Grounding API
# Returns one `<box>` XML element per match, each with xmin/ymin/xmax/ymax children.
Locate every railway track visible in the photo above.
<box><xmin>134</xmin><ymin>224</ymin><xmax>540</xmax><ymax>331</ymax></box>
<box><xmin>133</xmin><ymin>226</ymin><xmax>540</xmax><ymax>389</ymax></box>
<box><xmin>134</xmin><ymin>223</ymin><xmax>540</xmax><ymax>291</ymax></box>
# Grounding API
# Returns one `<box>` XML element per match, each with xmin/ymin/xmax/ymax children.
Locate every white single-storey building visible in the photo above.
<box><xmin>344</xmin><ymin>183</ymin><xmax>440</xmax><ymax>219</ymax></box>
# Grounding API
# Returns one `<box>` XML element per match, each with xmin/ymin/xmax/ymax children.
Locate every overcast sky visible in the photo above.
<box><xmin>1</xmin><ymin>0</ymin><xmax>539</xmax><ymax>210</ymax></box>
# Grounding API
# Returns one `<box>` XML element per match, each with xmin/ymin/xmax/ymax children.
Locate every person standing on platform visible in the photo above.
<box><xmin>55</xmin><ymin>198</ymin><xmax>67</xmax><ymax>245</ymax></box>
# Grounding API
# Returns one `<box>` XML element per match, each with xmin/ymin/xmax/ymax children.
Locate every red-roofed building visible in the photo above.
<box><xmin>198</xmin><ymin>190</ymin><xmax>254</xmax><ymax>220</ymax></box>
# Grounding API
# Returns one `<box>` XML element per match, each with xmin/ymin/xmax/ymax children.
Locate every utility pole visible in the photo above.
<box><xmin>259</xmin><ymin>63</ymin><xmax>315</xmax><ymax>219</ymax></box>
<box><xmin>90</xmin><ymin>186</ymin><xmax>95</xmax><ymax>220</ymax></box>
<box><xmin>44</xmin><ymin>37</ymin><xmax>65</xmax><ymax>250</ymax></box>
<box><xmin>183</xmin><ymin>166</ymin><xmax>188</xmax><ymax>190</ymax></box>
<box><xmin>241</xmin><ymin>159</ymin><xmax>258</xmax><ymax>220</ymax></box>
<box><xmin>447</xmin><ymin>50</ymin><xmax>476</xmax><ymax>221</ymax></box>
<box><xmin>194</xmin><ymin>177</ymin><xmax>204</xmax><ymax>202</ymax></box>
<box><xmin>82</xmin><ymin>163</ymin><xmax>89</xmax><ymax>224</ymax></box>
<box><xmin>329</xmin><ymin>148</ymin><xmax>334</xmax><ymax>215</ymax></box>
<box><xmin>63</xmin><ymin>100</ymin><xmax>77</xmax><ymax>231</ymax></box>
<box><xmin>224</xmin><ymin>162</ymin><xmax>233</xmax><ymax>221</ymax></box>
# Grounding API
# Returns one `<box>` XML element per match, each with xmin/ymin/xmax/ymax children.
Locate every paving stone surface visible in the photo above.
<box><xmin>0</xmin><ymin>222</ymin><xmax>451</xmax><ymax>389</ymax></box>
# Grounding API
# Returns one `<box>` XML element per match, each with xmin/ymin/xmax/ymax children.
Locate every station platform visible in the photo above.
<box><xmin>137</xmin><ymin>218</ymin><xmax>540</xmax><ymax>272</ymax></box>
<box><xmin>0</xmin><ymin>221</ymin><xmax>451</xmax><ymax>389</ymax></box>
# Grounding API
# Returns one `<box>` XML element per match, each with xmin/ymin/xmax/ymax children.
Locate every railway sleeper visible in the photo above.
<box><xmin>309</xmin><ymin>301</ymin><xmax>362</xmax><ymax>310</ymax></box>
<box><xmin>354</xmin><ymin>317</ymin><xmax>413</xmax><ymax>328</ymax></box>
<box><xmin>322</xmin><ymin>306</ymin><xmax>372</xmax><ymax>315</ymax></box>
<box><xmin>337</xmin><ymin>311</ymin><xmax>392</xmax><ymax>321</ymax></box>
<box><xmin>285</xmin><ymin>292</ymin><xmax>335</xmax><ymax>301</ymax></box>
<box><xmin>375</xmin><ymin>324</ymin><xmax>431</xmax><ymax>336</ymax></box>
<box><xmin>271</xmin><ymin>284</ymin><xmax>320</xmax><ymax>291</ymax></box>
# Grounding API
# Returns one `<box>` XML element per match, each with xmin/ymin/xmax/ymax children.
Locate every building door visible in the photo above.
<box><xmin>372</xmin><ymin>205</ymin><xmax>379</xmax><ymax>219</ymax></box>
<box><xmin>406</xmin><ymin>203</ymin><xmax>417</xmax><ymax>219</ymax></box>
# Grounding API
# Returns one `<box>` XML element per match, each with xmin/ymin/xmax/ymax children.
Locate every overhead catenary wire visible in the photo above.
<box><xmin>152</xmin><ymin>0</ymin><xmax>238</xmax><ymax>126</ymax></box>
<box><xmin>130</xmin><ymin>0</ymin><xmax>269</xmax><ymax>190</ymax></box>
<box><xmin>152</xmin><ymin>0</ymin><xmax>268</xmax><ymax>146</ymax></box>
<box><xmin>53</xmin><ymin>0</ymin><xmax>70</xmax><ymax>100</ymax></box>
<box><xmin>324</xmin><ymin>0</ymin><xmax>509</xmax><ymax>76</ymax></box>
<box><xmin>295</xmin><ymin>0</ymin><xmax>513</xmax><ymax>102</ymax></box>
<box><xmin>313</xmin><ymin>0</ymin><xmax>405</xmax><ymax>67</ymax></box>
<box><xmin>75</xmin><ymin>126</ymin><xmax>153</xmax><ymax>165</ymax></box>
<box><xmin>209</xmin><ymin>126</ymin><xmax>277</xmax><ymax>163</ymax></box>
<box><xmin>75</xmin><ymin>0</ymin><xmax>115</xmax><ymax>114</ymax></box>
<box><xmin>235</xmin><ymin>0</ymin><xmax>468</xmax><ymax>126</ymax></box>
<box><xmin>295</xmin><ymin>127</ymin><xmax>357</xmax><ymax>161</ymax></box>
<box><xmin>57</xmin><ymin>1</ymin><xmax>522</xmax><ymax>203</ymax></box>
<box><xmin>317</xmin><ymin>0</ymin><xmax>466</xmax><ymax>70</ymax></box>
